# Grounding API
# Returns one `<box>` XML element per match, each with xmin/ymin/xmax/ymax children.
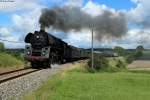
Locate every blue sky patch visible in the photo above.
<box><xmin>84</xmin><ymin>0</ymin><xmax>136</xmax><ymax>10</ymax></box>
<box><xmin>0</xmin><ymin>12</ymin><xmax>11</xmax><ymax>26</ymax></box>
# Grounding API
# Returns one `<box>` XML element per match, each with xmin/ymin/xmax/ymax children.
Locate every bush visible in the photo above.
<box><xmin>125</xmin><ymin>54</ymin><xmax>135</xmax><ymax>64</ymax></box>
<box><xmin>88</xmin><ymin>55</ymin><xmax>109</xmax><ymax>71</ymax></box>
<box><xmin>114</xmin><ymin>46</ymin><xmax>125</xmax><ymax>56</ymax></box>
<box><xmin>136</xmin><ymin>45</ymin><xmax>144</xmax><ymax>52</ymax></box>
<box><xmin>0</xmin><ymin>42</ymin><xmax>5</xmax><ymax>52</ymax></box>
<box><xmin>6</xmin><ymin>52</ymin><xmax>24</xmax><ymax>61</ymax></box>
<box><xmin>125</xmin><ymin>51</ymin><xmax>143</xmax><ymax>64</ymax></box>
<box><xmin>116</xmin><ymin>60</ymin><xmax>126</xmax><ymax>69</ymax></box>
<box><xmin>12</xmin><ymin>53</ymin><xmax>24</xmax><ymax>61</ymax></box>
<box><xmin>134</xmin><ymin>51</ymin><xmax>143</xmax><ymax>58</ymax></box>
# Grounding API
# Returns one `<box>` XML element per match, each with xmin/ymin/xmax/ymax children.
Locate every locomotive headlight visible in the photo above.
<box><xmin>42</xmin><ymin>51</ymin><xmax>46</xmax><ymax>55</ymax></box>
<box><xmin>27</xmin><ymin>51</ymin><xmax>30</xmax><ymax>55</ymax></box>
<box><xmin>25</xmin><ymin>45</ymin><xmax>31</xmax><ymax>55</ymax></box>
<box><xmin>36</xmin><ymin>35</ymin><xmax>40</xmax><ymax>39</ymax></box>
<box><xmin>42</xmin><ymin>47</ymin><xmax>50</xmax><ymax>57</ymax></box>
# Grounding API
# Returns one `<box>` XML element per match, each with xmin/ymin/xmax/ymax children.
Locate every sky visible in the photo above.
<box><xmin>0</xmin><ymin>0</ymin><xmax>150</xmax><ymax>49</ymax></box>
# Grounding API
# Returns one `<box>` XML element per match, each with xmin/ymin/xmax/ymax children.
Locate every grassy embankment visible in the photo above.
<box><xmin>0</xmin><ymin>42</ymin><xmax>24</xmax><ymax>68</ymax></box>
<box><xmin>0</xmin><ymin>52</ymin><xmax>24</xmax><ymax>68</ymax></box>
<box><xmin>24</xmin><ymin>57</ymin><xmax>150</xmax><ymax>100</ymax></box>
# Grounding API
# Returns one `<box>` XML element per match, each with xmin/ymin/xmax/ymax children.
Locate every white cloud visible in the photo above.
<box><xmin>63</xmin><ymin>29</ymin><xmax>91</xmax><ymax>48</ymax></box>
<box><xmin>3</xmin><ymin>36</ymin><xmax>25</xmax><ymax>48</ymax></box>
<box><xmin>82</xmin><ymin>1</ymin><xmax>116</xmax><ymax>17</ymax></box>
<box><xmin>128</xmin><ymin>0</ymin><xmax>150</xmax><ymax>28</ymax></box>
<box><xmin>0</xmin><ymin>27</ymin><xmax>11</xmax><ymax>37</ymax></box>
<box><xmin>114</xmin><ymin>28</ymin><xmax>150</xmax><ymax>48</ymax></box>
<box><xmin>62</xmin><ymin>28</ymin><xmax>150</xmax><ymax>49</ymax></box>
<box><xmin>12</xmin><ymin>8</ymin><xmax>41</xmax><ymax>33</ymax></box>
<box><xmin>0</xmin><ymin>27</ymin><xmax>25</xmax><ymax>48</ymax></box>
<box><xmin>126</xmin><ymin>29</ymin><xmax>150</xmax><ymax>44</ymax></box>
<box><xmin>65</xmin><ymin>0</ymin><xmax>83</xmax><ymax>7</ymax></box>
<box><xmin>0</xmin><ymin>0</ymin><xmax>45</xmax><ymax>48</ymax></box>
<box><xmin>58</xmin><ymin>29</ymin><xmax>121</xmax><ymax>49</ymax></box>
<box><xmin>0</xmin><ymin>0</ymin><xmax>43</xmax><ymax>12</ymax></box>
<box><xmin>131</xmin><ymin>0</ymin><xmax>139</xmax><ymax>3</ymax></box>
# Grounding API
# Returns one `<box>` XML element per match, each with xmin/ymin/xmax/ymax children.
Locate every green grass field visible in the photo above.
<box><xmin>0</xmin><ymin>52</ymin><xmax>24</xmax><ymax>67</ymax></box>
<box><xmin>24</xmin><ymin>65</ymin><xmax>150</xmax><ymax>100</ymax></box>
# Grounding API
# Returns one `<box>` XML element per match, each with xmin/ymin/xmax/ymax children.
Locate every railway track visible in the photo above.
<box><xmin>0</xmin><ymin>68</ymin><xmax>42</xmax><ymax>84</ymax></box>
<box><xmin>0</xmin><ymin>60</ymin><xmax>85</xmax><ymax>84</ymax></box>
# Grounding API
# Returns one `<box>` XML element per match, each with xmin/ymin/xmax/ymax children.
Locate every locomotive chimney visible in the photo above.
<box><xmin>40</xmin><ymin>25</ymin><xmax>45</xmax><ymax>32</ymax></box>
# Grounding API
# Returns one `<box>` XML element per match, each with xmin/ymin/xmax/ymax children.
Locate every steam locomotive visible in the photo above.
<box><xmin>24</xmin><ymin>30</ymin><xmax>90</xmax><ymax>68</ymax></box>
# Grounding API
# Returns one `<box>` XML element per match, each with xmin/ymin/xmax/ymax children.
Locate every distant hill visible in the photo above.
<box><xmin>86</xmin><ymin>48</ymin><xmax>136</xmax><ymax>52</ymax></box>
<box><xmin>6</xmin><ymin>48</ymin><xmax>24</xmax><ymax>53</ymax></box>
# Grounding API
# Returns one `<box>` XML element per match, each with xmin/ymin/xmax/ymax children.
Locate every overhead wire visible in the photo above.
<box><xmin>0</xmin><ymin>38</ymin><xmax>24</xmax><ymax>43</ymax></box>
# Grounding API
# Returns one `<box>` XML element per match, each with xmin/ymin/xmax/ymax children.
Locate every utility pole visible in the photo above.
<box><xmin>91</xmin><ymin>28</ymin><xmax>94</xmax><ymax>69</ymax></box>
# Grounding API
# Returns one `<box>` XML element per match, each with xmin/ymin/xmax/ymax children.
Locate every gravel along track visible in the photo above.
<box><xmin>0</xmin><ymin>68</ymin><xmax>41</xmax><ymax>84</ymax></box>
<box><xmin>0</xmin><ymin>60</ymin><xmax>85</xmax><ymax>100</ymax></box>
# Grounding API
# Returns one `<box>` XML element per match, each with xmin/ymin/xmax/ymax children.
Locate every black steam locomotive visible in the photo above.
<box><xmin>24</xmin><ymin>30</ymin><xmax>90</xmax><ymax>68</ymax></box>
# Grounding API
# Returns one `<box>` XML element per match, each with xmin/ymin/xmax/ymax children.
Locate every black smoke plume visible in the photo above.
<box><xmin>39</xmin><ymin>6</ymin><xmax>127</xmax><ymax>40</ymax></box>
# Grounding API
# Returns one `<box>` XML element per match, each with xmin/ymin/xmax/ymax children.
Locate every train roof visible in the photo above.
<box><xmin>46</xmin><ymin>32</ymin><xmax>67</xmax><ymax>44</ymax></box>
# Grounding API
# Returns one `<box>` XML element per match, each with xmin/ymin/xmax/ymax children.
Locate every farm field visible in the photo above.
<box><xmin>128</xmin><ymin>50</ymin><xmax>150</xmax><ymax>70</ymax></box>
<box><xmin>128</xmin><ymin>60</ymin><xmax>150</xmax><ymax>69</ymax></box>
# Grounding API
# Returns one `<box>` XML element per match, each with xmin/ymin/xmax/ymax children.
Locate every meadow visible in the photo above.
<box><xmin>24</xmin><ymin>61</ymin><xmax>150</xmax><ymax>100</ymax></box>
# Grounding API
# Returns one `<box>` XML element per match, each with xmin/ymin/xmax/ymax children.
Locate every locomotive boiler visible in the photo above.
<box><xmin>24</xmin><ymin>30</ymin><xmax>90</xmax><ymax>68</ymax></box>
